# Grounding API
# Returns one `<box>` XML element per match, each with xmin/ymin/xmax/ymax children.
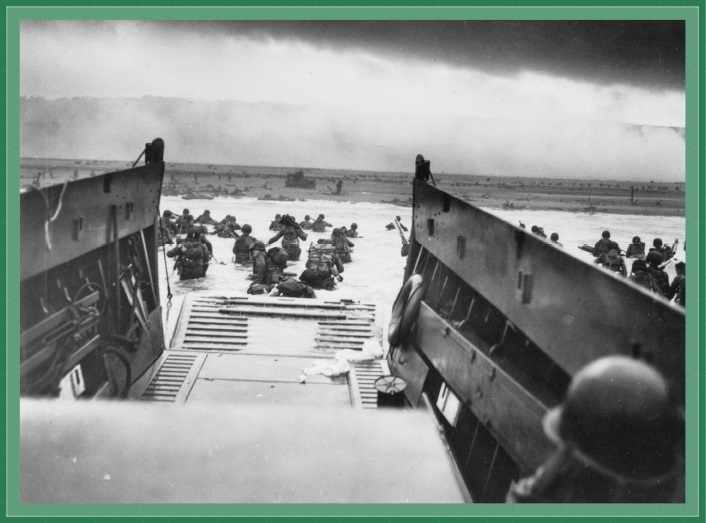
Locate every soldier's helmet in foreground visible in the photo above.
<box><xmin>542</xmin><ymin>356</ymin><xmax>680</xmax><ymax>483</ymax></box>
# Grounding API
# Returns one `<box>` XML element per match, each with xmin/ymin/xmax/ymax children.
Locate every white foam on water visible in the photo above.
<box><xmin>157</xmin><ymin>195</ymin><xmax>685</xmax><ymax>312</ymax></box>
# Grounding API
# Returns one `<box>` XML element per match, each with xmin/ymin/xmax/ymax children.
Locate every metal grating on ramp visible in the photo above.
<box><xmin>140</xmin><ymin>352</ymin><xmax>205</xmax><ymax>403</ymax></box>
<box><xmin>173</xmin><ymin>298</ymin><xmax>250</xmax><ymax>352</ymax></box>
<box><xmin>316</xmin><ymin>319</ymin><xmax>375</xmax><ymax>351</ymax></box>
<box><xmin>349</xmin><ymin>359</ymin><xmax>390</xmax><ymax>409</ymax></box>
<box><xmin>172</xmin><ymin>295</ymin><xmax>379</xmax><ymax>354</ymax></box>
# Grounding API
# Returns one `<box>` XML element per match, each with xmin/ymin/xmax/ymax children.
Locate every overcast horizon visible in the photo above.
<box><xmin>20</xmin><ymin>20</ymin><xmax>686</xmax><ymax>181</ymax></box>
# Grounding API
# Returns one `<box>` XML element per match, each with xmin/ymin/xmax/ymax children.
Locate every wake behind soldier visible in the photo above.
<box><xmin>268</xmin><ymin>215</ymin><xmax>308</xmax><ymax>261</ymax></box>
<box><xmin>506</xmin><ymin>356</ymin><xmax>682</xmax><ymax>503</ymax></box>
<box><xmin>167</xmin><ymin>227</ymin><xmax>211</xmax><ymax>281</ymax></box>
<box><xmin>232</xmin><ymin>224</ymin><xmax>257</xmax><ymax>264</ymax></box>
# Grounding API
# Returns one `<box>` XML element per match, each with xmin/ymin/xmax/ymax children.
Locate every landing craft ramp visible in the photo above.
<box><xmin>22</xmin><ymin>293</ymin><xmax>470</xmax><ymax>503</ymax></box>
<box><xmin>145</xmin><ymin>293</ymin><xmax>389</xmax><ymax>408</ymax></box>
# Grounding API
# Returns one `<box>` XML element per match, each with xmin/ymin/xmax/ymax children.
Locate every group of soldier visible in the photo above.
<box><xmin>521</xmin><ymin>221</ymin><xmax>685</xmax><ymax>307</ymax></box>
<box><xmin>589</xmin><ymin>230</ymin><xmax>685</xmax><ymax>306</ymax></box>
<box><xmin>160</xmin><ymin>208</ymin><xmax>361</xmax><ymax>299</ymax></box>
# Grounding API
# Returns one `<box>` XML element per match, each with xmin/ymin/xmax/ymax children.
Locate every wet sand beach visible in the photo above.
<box><xmin>20</xmin><ymin>158</ymin><xmax>685</xmax><ymax>218</ymax></box>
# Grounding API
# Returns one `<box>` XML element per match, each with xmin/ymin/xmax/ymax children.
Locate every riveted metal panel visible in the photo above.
<box><xmin>412</xmin><ymin>179</ymin><xmax>685</xmax><ymax>402</ymax></box>
<box><xmin>20</xmin><ymin>162</ymin><xmax>164</xmax><ymax>282</ymax></box>
<box><xmin>414</xmin><ymin>302</ymin><xmax>554</xmax><ymax>471</ymax></box>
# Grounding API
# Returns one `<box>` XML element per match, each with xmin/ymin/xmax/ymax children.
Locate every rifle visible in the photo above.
<box><xmin>659</xmin><ymin>258</ymin><xmax>674</xmax><ymax>271</ymax></box>
<box><xmin>394</xmin><ymin>218</ymin><xmax>410</xmax><ymax>257</ymax></box>
<box><xmin>669</xmin><ymin>238</ymin><xmax>679</xmax><ymax>258</ymax></box>
<box><xmin>280</xmin><ymin>215</ymin><xmax>303</xmax><ymax>231</ymax></box>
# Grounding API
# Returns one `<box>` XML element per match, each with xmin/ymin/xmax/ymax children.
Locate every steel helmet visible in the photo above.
<box><xmin>241</xmin><ymin>224</ymin><xmax>252</xmax><ymax>234</ymax></box>
<box><xmin>602</xmin><ymin>230</ymin><xmax>611</xmax><ymax>239</ymax></box>
<box><xmin>653</xmin><ymin>238</ymin><xmax>663</xmax><ymax>248</ymax></box>
<box><xmin>249</xmin><ymin>240</ymin><xmax>266</xmax><ymax>252</ymax></box>
<box><xmin>543</xmin><ymin>356</ymin><xmax>679</xmax><ymax>482</ymax></box>
<box><xmin>305</xmin><ymin>215</ymin><xmax>311</xmax><ymax>220</ymax></box>
<box><xmin>633</xmin><ymin>236</ymin><xmax>641</xmax><ymax>243</ymax></box>
<box><xmin>183</xmin><ymin>208</ymin><xmax>190</xmax><ymax>215</ymax></box>
<box><xmin>319</xmin><ymin>214</ymin><xmax>325</xmax><ymax>219</ymax></box>
<box><xmin>187</xmin><ymin>227</ymin><xmax>201</xmax><ymax>239</ymax></box>
<box><xmin>646</xmin><ymin>251</ymin><xmax>663</xmax><ymax>266</ymax></box>
<box><xmin>351</xmin><ymin>223</ymin><xmax>358</xmax><ymax>229</ymax></box>
<box><xmin>204</xmin><ymin>210</ymin><xmax>210</xmax><ymax>214</ymax></box>
<box><xmin>332</xmin><ymin>228</ymin><xmax>341</xmax><ymax>235</ymax></box>
<box><xmin>550</xmin><ymin>233</ymin><xmax>559</xmax><ymax>241</ymax></box>
<box><xmin>631</xmin><ymin>259</ymin><xmax>647</xmax><ymax>273</ymax></box>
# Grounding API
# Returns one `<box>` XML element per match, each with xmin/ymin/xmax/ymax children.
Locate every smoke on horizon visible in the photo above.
<box><xmin>20</xmin><ymin>96</ymin><xmax>684</xmax><ymax>182</ymax></box>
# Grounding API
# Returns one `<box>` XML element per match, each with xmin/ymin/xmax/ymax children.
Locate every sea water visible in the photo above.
<box><xmin>157</xmin><ymin>195</ymin><xmax>686</xmax><ymax>318</ymax></box>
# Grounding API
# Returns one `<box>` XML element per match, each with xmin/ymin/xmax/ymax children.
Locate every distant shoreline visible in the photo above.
<box><xmin>20</xmin><ymin>158</ymin><xmax>685</xmax><ymax>218</ymax></box>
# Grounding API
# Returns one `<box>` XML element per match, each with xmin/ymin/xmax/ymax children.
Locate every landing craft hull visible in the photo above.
<box><xmin>20</xmin><ymin>139</ymin><xmax>166</xmax><ymax>399</ymax></box>
<box><xmin>18</xmin><ymin>142</ymin><xmax>469</xmax><ymax>504</ymax></box>
<box><xmin>389</xmin><ymin>176</ymin><xmax>685</xmax><ymax>502</ymax></box>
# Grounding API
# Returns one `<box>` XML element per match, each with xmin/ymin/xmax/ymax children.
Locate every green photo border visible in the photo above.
<box><xmin>3</xmin><ymin>2</ymin><xmax>702</xmax><ymax>521</ymax></box>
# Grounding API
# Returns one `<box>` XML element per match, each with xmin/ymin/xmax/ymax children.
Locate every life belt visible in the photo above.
<box><xmin>388</xmin><ymin>274</ymin><xmax>425</xmax><ymax>348</ymax></box>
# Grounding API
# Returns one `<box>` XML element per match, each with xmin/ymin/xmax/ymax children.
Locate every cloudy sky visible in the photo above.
<box><xmin>19</xmin><ymin>19</ymin><xmax>686</xmax><ymax>180</ymax></box>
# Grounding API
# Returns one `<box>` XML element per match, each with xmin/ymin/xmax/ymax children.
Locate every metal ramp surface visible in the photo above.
<box><xmin>142</xmin><ymin>294</ymin><xmax>388</xmax><ymax>408</ymax></box>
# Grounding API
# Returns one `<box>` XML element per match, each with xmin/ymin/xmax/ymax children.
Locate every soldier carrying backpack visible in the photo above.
<box><xmin>167</xmin><ymin>227</ymin><xmax>210</xmax><ymax>281</ymax></box>
<box><xmin>331</xmin><ymin>228</ymin><xmax>354</xmax><ymax>263</ymax></box>
<box><xmin>629</xmin><ymin>259</ymin><xmax>663</xmax><ymax>296</ymax></box>
<box><xmin>301</xmin><ymin>242</ymin><xmax>344</xmax><ymax>290</ymax></box>
<box><xmin>269</xmin><ymin>215</ymin><xmax>307</xmax><ymax>261</ymax></box>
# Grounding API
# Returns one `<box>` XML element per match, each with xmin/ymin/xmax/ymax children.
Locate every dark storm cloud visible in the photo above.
<box><xmin>169</xmin><ymin>20</ymin><xmax>685</xmax><ymax>90</ymax></box>
<box><xmin>20</xmin><ymin>19</ymin><xmax>685</xmax><ymax>180</ymax></box>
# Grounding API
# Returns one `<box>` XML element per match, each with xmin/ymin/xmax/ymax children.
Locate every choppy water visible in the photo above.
<box><xmin>157</xmin><ymin>195</ymin><xmax>685</xmax><ymax>321</ymax></box>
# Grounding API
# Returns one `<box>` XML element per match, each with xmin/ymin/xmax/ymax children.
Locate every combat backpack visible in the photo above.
<box><xmin>181</xmin><ymin>240</ymin><xmax>204</xmax><ymax>269</ymax></box>
<box><xmin>631</xmin><ymin>271</ymin><xmax>662</xmax><ymax>295</ymax></box>
<box><xmin>306</xmin><ymin>243</ymin><xmax>336</xmax><ymax>277</ymax></box>
<box><xmin>277</xmin><ymin>278</ymin><xmax>316</xmax><ymax>298</ymax></box>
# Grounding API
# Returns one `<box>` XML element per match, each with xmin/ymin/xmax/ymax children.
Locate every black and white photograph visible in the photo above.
<box><xmin>18</xmin><ymin>18</ymin><xmax>686</xmax><ymax>505</ymax></box>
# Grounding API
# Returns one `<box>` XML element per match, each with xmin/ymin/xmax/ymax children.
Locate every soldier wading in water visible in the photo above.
<box><xmin>268</xmin><ymin>215</ymin><xmax>308</xmax><ymax>261</ymax></box>
<box><xmin>167</xmin><ymin>227</ymin><xmax>211</xmax><ymax>280</ymax></box>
